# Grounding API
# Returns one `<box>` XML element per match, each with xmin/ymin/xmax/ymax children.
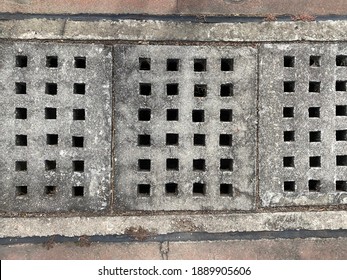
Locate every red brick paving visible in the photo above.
<box><xmin>1</xmin><ymin>0</ymin><xmax>347</xmax><ymax>16</ymax></box>
<box><xmin>1</xmin><ymin>239</ymin><xmax>346</xmax><ymax>260</ymax></box>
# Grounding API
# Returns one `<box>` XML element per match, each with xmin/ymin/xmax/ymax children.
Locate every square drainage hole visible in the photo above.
<box><xmin>336</xmin><ymin>81</ymin><xmax>347</xmax><ymax>91</ymax></box>
<box><xmin>283</xmin><ymin>107</ymin><xmax>294</xmax><ymax>118</ymax></box>
<box><xmin>284</xmin><ymin>131</ymin><xmax>295</xmax><ymax>142</ymax></box>
<box><xmin>47</xmin><ymin>134</ymin><xmax>58</xmax><ymax>145</ymax></box>
<box><xmin>16</xmin><ymin>186</ymin><xmax>27</xmax><ymax>196</ymax></box>
<box><xmin>138</xmin><ymin>159</ymin><xmax>151</xmax><ymax>171</ymax></box>
<box><xmin>336</xmin><ymin>105</ymin><xmax>347</xmax><ymax>116</ymax></box>
<box><xmin>336</xmin><ymin>55</ymin><xmax>347</xmax><ymax>66</ymax></box>
<box><xmin>336</xmin><ymin>181</ymin><xmax>347</xmax><ymax>192</ymax></box>
<box><xmin>221</xmin><ymin>58</ymin><xmax>233</xmax><ymax>71</ymax></box>
<box><xmin>140</xmin><ymin>83</ymin><xmax>152</xmax><ymax>96</ymax></box>
<box><xmin>139</xmin><ymin>57</ymin><xmax>151</xmax><ymax>71</ymax></box>
<box><xmin>138</xmin><ymin>184</ymin><xmax>150</xmax><ymax>196</ymax></box>
<box><xmin>167</xmin><ymin>109</ymin><xmax>179</xmax><ymax>121</ymax></box>
<box><xmin>15</xmin><ymin>108</ymin><xmax>27</xmax><ymax>119</ymax></box>
<box><xmin>336</xmin><ymin>155</ymin><xmax>347</xmax><ymax>166</ymax></box>
<box><xmin>166</xmin><ymin>158</ymin><xmax>179</xmax><ymax>171</ymax></box>
<box><xmin>167</xmin><ymin>84</ymin><xmax>178</xmax><ymax>96</ymax></box>
<box><xmin>15</xmin><ymin>161</ymin><xmax>27</xmax><ymax>171</ymax></box>
<box><xmin>74</xmin><ymin>57</ymin><xmax>86</xmax><ymax>68</ymax></box>
<box><xmin>309</xmin><ymin>156</ymin><xmax>321</xmax><ymax>168</ymax></box>
<box><xmin>45</xmin><ymin>160</ymin><xmax>56</xmax><ymax>171</ymax></box>
<box><xmin>45</xmin><ymin>83</ymin><xmax>57</xmax><ymax>95</ymax></box>
<box><xmin>192</xmin><ymin>110</ymin><xmax>205</xmax><ymax>122</ymax></box>
<box><xmin>309</xmin><ymin>131</ymin><xmax>321</xmax><ymax>142</ymax></box>
<box><xmin>194</xmin><ymin>84</ymin><xmax>207</xmax><ymax>97</ymax></box>
<box><xmin>165</xmin><ymin>183</ymin><xmax>178</xmax><ymax>195</ymax></box>
<box><xmin>16</xmin><ymin>55</ymin><xmax>27</xmax><ymax>68</ymax></box>
<box><xmin>309</xmin><ymin>180</ymin><xmax>321</xmax><ymax>192</ymax></box>
<box><xmin>15</xmin><ymin>82</ymin><xmax>26</xmax><ymax>94</ymax></box>
<box><xmin>284</xmin><ymin>181</ymin><xmax>295</xmax><ymax>192</ymax></box>
<box><xmin>166</xmin><ymin>133</ymin><xmax>178</xmax><ymax>146</ymax></box>
<box><xmin>72</xmin><ymin>186</ymin><xmax>84</xmax><ymax>197</ymax></box>
<box><xmin>73</xmin><ymin>109</ymin><xmax>85</xmax><ymax>120</ymax></box>
<box><xmin>194</xmin><ymin>59</ymin><xmax>207</xmax><ymax>72</ymax></box>
<box><xmin>336</xmin><ymin>130</ymin><xmax>347</xmax><ymax>141</ymax></box>
<box><xmin>283</xmin><ymin>156</ymin><xmax>294</xmax><ymax>167</ymax></box>
<box><xmin>219</xmin><ymin>134</ymin><xmax>232</xmax><ymax>146</ymax></box>
<box><xmin>194</xmin><ymin>134</ymin><xmax>205</xmax><ymax>146</ymax></box>
<box><xmin>193</xmin><ymin>159</ymin><xmax>205</xmax><ymax>171</ymax></box>
<box><xmin>15</xmin><ymin>135</ymin><xmax>27</xmax><ymax>146</ymax></box>
<box><xmin>46</xmin><ymin>56</ymin><xmax>58</xmax><ymax>68</ymax></box>
<box><xmin>309</xmin><ymin>81</ymin><xmax>321</xmax><ymax>93</ymax></box>
<box><xmin>167</xmin><ymin>59</ymin><xmax>179</xmax><ymax>71</ymax></box>
<box><xmin>284</xmin><ymin>81</ymin><xmax>295</xmax><ymax>92</ymax></box>
<box><xmin>193</xmin><ymin>183</ymin><xmax>206</xmax><ymax>196</ymax></box>
<box><xmin>220</xmin><ymin>84</ymin><xmax>233</xmax><ymax>97</ymax></box>
<box><xmin>283</xmin><ymin>56</ymin><xmax>295</xmax><ymax>67</ymax></box>
<box><xmin>73</xmin><ymin>160</ymin><xmax>84</xmax><ymax>172</ymax></box>
<box><xmin>72</xmin><ymin>136</ymin><xmax>84</xmax><ymax>148</ymax></box>
<box><xmin>220</xmin><ymin>183</ymin><xmax>233</xmax><ymax>196</ymax></box>
<box><xmin>220</xmin><ymin>109</ymin><xmax>233</xmax><ymax>122</ymax></box>
<box><xmin>310</xmin><ymin>56</ymin><xmax>321</xmax><ymax>67</ymax></box>
<box><xmin>45</xmin><ymin>186</ymin><xmax>57</xmax><ymax>195</ymax></box>
<box><xmin>45</xmin><ymin>107</ymin><xmax>57</xmax><ymax>119</ymax></box>
<box><xmin>309</xmin><ymin>107</ymin><xmax>320</xmax><ymax>118</ymax></box>
<box><xmin>74</xmin><ymin>83</ymin><xmax>86</xmax><ymax>95</ymax></box>
<box><xmin>138</xmin><ymin>108</ymin><xmax>151</xmax><ymax>121</ymax></box>
<box><xmin>220</xmin><ymin>158</ymin><xmax>233</xmax><ymax>171</ymax></box>
<box><xmin>138</xmin><ymin>134</ymin><xmax>151</xmax><ymax>146</ymax></box>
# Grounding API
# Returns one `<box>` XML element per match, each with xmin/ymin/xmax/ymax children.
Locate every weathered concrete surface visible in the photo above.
<box><xmin>1</xmin><ymin>238</ymin><xmax>346</xmax><ymax>259</ymax></box>
<box><xmin>114</xmin><ymin>45</ymin><xmax>256</xmax><ymax>211</ymax></box>
<box><xmin>0</xmin><ymin>42</ymin><xmax>112</xmax><ymax>212</ymax></box>
<box><xmin>1</xmin><ymin>211</ymin><xmax>346</xmax><ymax>237</ymax></box>
<box><xmin>259</xmin><ymin>43</ymin><xmax>347</xmax><ymax>207</ymax></box>
<box><xmin>2</xmin><ymin>19</ymin><xmax>347</xmax><ymax>42</ymax></box>
<box><xmin>1</xmin><ymin>0</ymin><xmax>347</xmax><ymax>16</ymax></box>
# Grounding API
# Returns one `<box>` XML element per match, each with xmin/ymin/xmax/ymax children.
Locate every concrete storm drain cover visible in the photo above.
<box><xmin>1</xmin><ymin>40</ymin><xmax>346</xmax><ymax>214</ymax></box>
<box><xmin>0</xmin><ymin>42</ymin><xmax>112</xmax><ymax>212</ymax></box>
<box><xmin>259</xmin><ymin>43</ymin><xmax>347</xmax><ymax>207</ymax></box>
<box><xmin>114</xmin><ymin>45</ymin><xmax>257</xmax><ymax>211</ymax></box>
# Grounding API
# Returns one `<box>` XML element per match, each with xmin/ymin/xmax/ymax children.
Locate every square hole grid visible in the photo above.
<box><xmin>114</xmin><ymin>45</ymin><xmax>257</xmax><ymax>211</ymax></box>
<box><xmin>0</xmin><ymin>42</ymin><xmax>112</xmax><ymax>212</ymax></box>
<box><xmin>259</xmin><ymin>43</ymin><xmax>347</xmax><ymax>207</ymax></box>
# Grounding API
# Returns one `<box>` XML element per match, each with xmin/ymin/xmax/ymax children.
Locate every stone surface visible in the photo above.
<box><xmin>3</xmin><ymin>20</ymin><xmax>347</xmax><ymax>43</ymax></box>
<box><xmin>259</xmin><ymin>43</ymin><xmax>347</xmax><ymax>207</ymax></box>
<box><xmin>1</xmin><ymin>238</ymin><xmax>346</xmax><ymax>260</ymax></box>
<box><xmin>1</xmin><ymin>0</ymin><xmax>347</xmax><ymax>16</ymax></box>
<box><xmin>178</xmin><ymin>0</ymin><xmax>347</xmax><ymax>16</ymax></box>
<box><xmin>0</xmin><ymin>0</ymin><xmax>177</xmax><ymax>15</ymax></box>
<box><xmin>1</xmin><ymin>211</ymin><xmax>346</xmax><ymax>237</ymax></box>
<box><xmin>114</xmin><ymin>45</ymin><xmax>257</xmax><ymax>211</ymax></box>
<box><xmin>0</xmin><ymin>42</ymin><xmax>112</xmax><ymax>212</ymax></box>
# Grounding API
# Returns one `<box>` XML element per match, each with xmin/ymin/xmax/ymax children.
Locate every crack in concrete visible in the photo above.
<box><xmin>160</xmin><ymin>241</ymin><xmax>169</xmax><ymax>260</ymax></box>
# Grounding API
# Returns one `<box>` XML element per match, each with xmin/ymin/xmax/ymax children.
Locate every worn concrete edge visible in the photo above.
<box><xmin>1</xmin><ymin>19</ymin><xmax>347</xmax><ymax>42</ymax></box>
<box><xmin>0</xmin><ymin>211</ymin><xmax>346</xmax><ymax>238</ymax></box>
<box><xmin>1</xmin><ymin>230</ymin><xmax>347</xmax><ymax>245</ymax></box>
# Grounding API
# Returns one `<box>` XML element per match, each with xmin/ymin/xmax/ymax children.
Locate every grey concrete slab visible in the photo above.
<box><xmin>1</xmin><ymin>211</ymin><xmax>346</xmax><ymax>237</ymax></box>
<box><xmin>2</xmin><ymin>19</ymin><xmax>347</xmax><ymax>42</ymax></box>
<box><xmin>259</xmin><ymin>43</ymin><xmax>347</xmax><ymax>207</ymax></box>
<box><xmin>0</xmin><ymin>42</ymin><xmax>112</xmax><ymax>212</ymax></box>
<box><xmin>114</xmin><ymin>45</ymin><xmax>257</xmax><ymax>211</ymax></box>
